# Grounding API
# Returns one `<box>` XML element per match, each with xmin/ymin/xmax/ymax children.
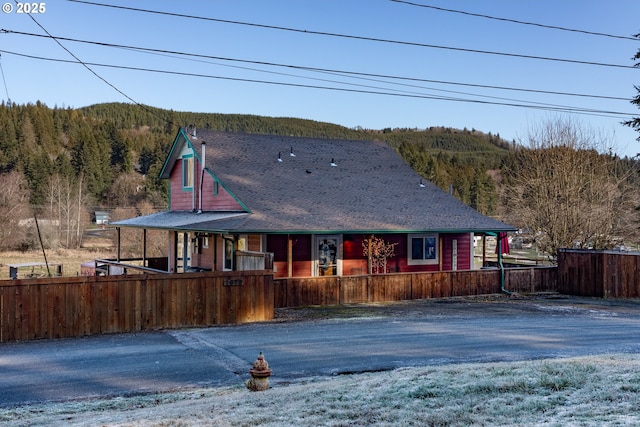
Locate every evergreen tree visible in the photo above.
<box><xmin>624</xmin><ymin>32</ymin><xmax>640</xmax><ymax>139</ymax></box>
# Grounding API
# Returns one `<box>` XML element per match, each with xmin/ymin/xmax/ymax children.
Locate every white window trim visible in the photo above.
<box><xmin>223</xmin><ymin>237</ymin><xmax>234</xmax><ymax>271</ymax></box>
<box><xmin>182</xmin><ymin>155</ymin><xmax>194</xmax><ymax>190</ymax></box>
<box><xmin>313</xmin><ymin>235</ymin><xmax>342</xmax><ymax>277</ymax></box>
<box><xmin>407</xmin><ymin>233</ymin><xmax>439</xmax><ymax>266</ymax></box>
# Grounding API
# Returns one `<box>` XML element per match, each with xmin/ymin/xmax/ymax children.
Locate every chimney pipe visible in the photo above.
<box><xmin>198</xmin><ymin>141</ymin><xmax>206</xmax><ymax>213</ymax></box>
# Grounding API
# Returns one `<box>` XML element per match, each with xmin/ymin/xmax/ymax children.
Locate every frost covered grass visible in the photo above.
<box><xmin>3</xmin><ymin>354</ymin><xmax>640</xmax><ymax>426</ymax></box>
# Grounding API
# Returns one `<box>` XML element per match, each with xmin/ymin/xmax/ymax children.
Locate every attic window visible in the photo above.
<box><xmin>213</xmin><ymin>180</ymin><xmax>219</xmax><ymax>196</ymax></box>
<box><xmin>182</xmin><ymin>155</ymin><xmax>193</xmax><ymax>190</ymax></box>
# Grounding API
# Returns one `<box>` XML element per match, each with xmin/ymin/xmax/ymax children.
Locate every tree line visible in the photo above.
<box><xmin>1</xmin><ymin>101</ymin><xmax>638</xmax><ymax>256</ymax></box>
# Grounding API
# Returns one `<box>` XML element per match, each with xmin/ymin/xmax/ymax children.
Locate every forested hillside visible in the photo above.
<box><xmin>0</xmin><ymin>101</ymin><xmax>510</xmax><ymax>250</ymax></box>
<box><xmin>80</xmin><ymin>102</ymin><xmax>510</xmax><ymax>215</ymax></box>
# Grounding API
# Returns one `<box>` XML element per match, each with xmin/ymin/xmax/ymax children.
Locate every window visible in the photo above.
<box><xmin>182</xmin><ymin>155</ymin><xmax>193</xmax><ymax>190</ymax></box>
<box><xmin>314</xmin><ymin>235</ymin><xmax>341</xmax><ymax>276</ymax></box>
<box><xmin>407</xmin><ymin>234</ymin><xmax>439</xmax><ymax>265</ymax></box>
<box><xmin>213</xmin><ymin>180</ymin><xmax>219</xmax><ymax>196</ymax></box>
<box><xmin>224</xmin><ymin>238</ymin><xmax>234</xmax><ymax>271</ymax></box>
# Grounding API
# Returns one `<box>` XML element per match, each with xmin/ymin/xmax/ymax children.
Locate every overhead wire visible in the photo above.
<box><xmin>66</xmin><ymin>0</ymin><xmax>638</xmax><ymax>70</ymax></box>
<box><xmin>104</xmin><ymin>45</ymin><xmax>631</xmax><ymax>116</ymax></box>
<box><xmin>390</xmin><ymin>0</ymin><xmax>640</xmax><ymax>42</ymax></box>
<box><xmin>1</xmin><ymin>29</ymin><xmax>631</xmax><ymax>104</ymax></box>
<box><xmin>14</xmin><ymin>4</ymin><xmax>173</xmax><ymax>125</ymax></box>
<box><xmin>0</xmin><ymin>48</ymin><xmax>633</xmax><ymax>120</ymax></box>
<box><xmin>2</xmin><ymin>2</ymin><xmax>635</xmax><ymax>122</ymax></box>
<box><xmin>0</xmin><ymin>53</ymin><xmax>10</xmax><ymax>104</ymax></box>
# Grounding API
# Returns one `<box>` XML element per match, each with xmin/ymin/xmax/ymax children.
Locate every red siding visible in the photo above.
<box><xmin>267</xmin><ymin>233</ymin><xmax>474</xmax><ymax>278</ymax></box>
<box><xmin>392</xmin><ymin>234</ymin><xmax>440</xmax><ymax>273</ymax></box>
<box><xmin>268</xmin><ymin>235</ymin><xmax>312</xmax><ymax>278</ymax></box>
<box><xmin>192</xmin><ymin>237</ymin><xmax>214</xmax><ymax>270</ymax></box>
<box><xmin>441</xmin><ymin>233</ymin><xmax>472</xmax><ymax>271</ymax></box>
<box><xmin>169</xmin><ymin>156</ymin><xmax>243</xmax><ymax>212</ymax></box>
<box><xmin>343</xmin><ymin>236</ymin><xmax>367</xmax><ymax>275</ymax></box>
<box><xmin>169</xmin><ymin>162</ymin><xmax>193</xmax><ymax>211</ymax></box>
<box><xmin>201</xmin><ymin>176</ymin><xmax>243</xmax><ymax>211</ymax></box>
<box><xmin>292</xmin><ymin>235</ymin><xmax>312</xmax><ymax>277</ymax></box>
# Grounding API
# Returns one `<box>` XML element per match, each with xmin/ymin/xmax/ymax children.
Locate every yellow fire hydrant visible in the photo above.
<box><xmin>246</xmin><ymin>352</ymin><xmax>272</xmax><ymax>391</ymax></box>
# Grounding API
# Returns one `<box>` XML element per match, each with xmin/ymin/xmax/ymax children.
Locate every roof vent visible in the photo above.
<box><xmin>419</xmin><ymin>179</ymin><xmax>426</xmax><ymax>188</ymax></box>
<box><xmin>330</xmin><ymin>158</ymin><xmax>337</xmax><ymax>167</ymax></box>
<box><xmin>277</xmin><ymin>152</ymin><xmax>283</xmax><ymax>162</ymax></box>
<box><xmin>290</xmin><ymin>147</ymin><xmax>296</xmax><ymax>157</ymax></box>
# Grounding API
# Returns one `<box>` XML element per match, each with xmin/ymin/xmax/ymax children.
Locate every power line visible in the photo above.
<box><xmin>390</xmin><ymin>0</ymin><xmax>640</xmax><ymax>42</ymax></box>
<box><xmin>0</xmin><ymin>53</ymin><xmax>10</xmax><ymax>104</ymax></box>
<box><xmin>14</xmin><ymin>8</ymin><xmax>172</xmax><ymax>126</ymax></box>
<box><xmin>67</xmin><ymin>0</ymin><xmax>638</xmax><ymax>70</ymax></box>
<box><xmin>0</xmin><ymin>49</ymin><xmax>633</xmax><ymax>120</ymax></box>
<box><xmin>1</xmin><ymin>29</ymin><xmax>630</xmax><ymax>103</ymax></box>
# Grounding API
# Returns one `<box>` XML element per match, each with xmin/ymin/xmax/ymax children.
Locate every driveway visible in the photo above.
<box><xmin>2</xmin><ymin>294</ymin><xmax>640</xmax><ymax>407</ymax></box>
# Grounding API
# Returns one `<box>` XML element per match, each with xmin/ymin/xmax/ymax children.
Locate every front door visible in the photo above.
<box><xmin>315</xmin><ymin>235</ymin><xmax>341</xmax><ymax>276</ymax></box>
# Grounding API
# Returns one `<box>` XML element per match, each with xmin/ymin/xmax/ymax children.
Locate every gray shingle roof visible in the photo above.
<box><xmin>117</xmin><ymin>129</ymin><xmax>515</xmax><ymax>234</ymax></box>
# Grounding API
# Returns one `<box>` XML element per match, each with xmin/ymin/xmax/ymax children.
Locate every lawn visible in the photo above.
<box><xmin>3</xmin><ymin>354</ymin><xmax>640</xmax><ymax>426</ymax></box>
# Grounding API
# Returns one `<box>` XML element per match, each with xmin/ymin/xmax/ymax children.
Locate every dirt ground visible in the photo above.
<box><xmin>274</xmin><ymin>292</ymin><xmax>640</xmax><ymax>322</ymax></box>
<box><xmin>0</xmin><ymin>248</ymin><xmax>115</xmax><ymax>279</ymax></box>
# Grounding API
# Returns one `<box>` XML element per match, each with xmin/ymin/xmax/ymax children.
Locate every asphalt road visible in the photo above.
<box><xmin>2</xmin><ymin>295</ymin><xmax>640</xmax><ymax>407</ymax></box>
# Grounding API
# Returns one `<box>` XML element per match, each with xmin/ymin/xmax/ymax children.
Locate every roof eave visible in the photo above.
<box><xmin>113</xmin><ymin>224</ymin><xmax>517</xmax><ymax>235</ymax></box>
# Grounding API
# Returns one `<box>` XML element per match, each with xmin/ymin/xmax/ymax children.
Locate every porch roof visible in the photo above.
<box><xmin>114</xmin><ymin>211</ymin><xmax>249</xmax><ymax>230</ymax></box>
<box><xmin>114</xmin><ymin>210</ymin><xmax>510</xmax><ymax>235</ymax></box>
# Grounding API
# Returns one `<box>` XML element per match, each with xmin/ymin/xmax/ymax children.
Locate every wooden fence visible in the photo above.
<box><xmin>0</xmin><ymin>266</ymin><xmax>559</xmax><ymax>343</ymax></box>
<box><xmin>0</xmin><ymin>270</ymin><xmax>273</xmax><ymax>343</ymax></box>
<box><xmin>558</xmin><ymin>249</ymin><xmax>640</xmax><ymax>298</ymax></box>
<box><xmin>7</xmin><ymin>248</ymin><xmax>640</xmax><ymax>342</ymax></box>
<box><xmin>274</xmin><ymin>267</ymin><xmax>558</xmax><ymax>308</ymax></box>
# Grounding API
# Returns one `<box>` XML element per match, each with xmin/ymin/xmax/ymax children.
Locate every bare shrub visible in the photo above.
<box><xmin>503</xmin><ymin>117</ymin><xmax>639</xmax><ymax>256</ymax></box>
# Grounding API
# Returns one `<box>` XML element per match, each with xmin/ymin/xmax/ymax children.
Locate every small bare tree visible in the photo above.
<box><xmin>362</xmin><ymin>235</ymin><xmax>398</xmax><ymax>274</ymax></box>
<box><xmin>44</xmin><ymin>174</ymin><xmax>92</xmax><ymax>249</ymax></box>
<box><xmin>503</xmin><ymin>116</ymin><xmax>639</xmax><ymax>257</ymax></box>
<box><xmin>0</xmin><ymin>171</ymin><xmax>32</xmax><ymax>250</ymax></box>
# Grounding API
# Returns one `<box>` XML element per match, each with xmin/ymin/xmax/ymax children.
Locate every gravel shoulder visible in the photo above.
<box><xmin>274</xmin><ymin>292</ymin><xmax>640</xmax><ymax>322</ymax></box>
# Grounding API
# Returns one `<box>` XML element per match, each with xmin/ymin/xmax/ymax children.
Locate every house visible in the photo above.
<box><xmin>94</xmin><ymin>211</ymin><xmax>110</xmax><ymax>225</ymax></box>
<box><xmin>113</xmin><ymin>128</ymin><xmax>516</xmax><ymax>277</ymax></box>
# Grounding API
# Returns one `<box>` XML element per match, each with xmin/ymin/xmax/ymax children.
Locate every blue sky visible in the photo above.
<box><xmin>1</xmin><ymin>0</ymin><xmax>639</xmax><ymax>156</ymax></box>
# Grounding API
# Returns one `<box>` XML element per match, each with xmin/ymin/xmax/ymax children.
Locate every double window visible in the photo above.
<box><xmin>408</xmin><ymin>234</ymin><xmax>439</xmax><ymax>265</ymax></box>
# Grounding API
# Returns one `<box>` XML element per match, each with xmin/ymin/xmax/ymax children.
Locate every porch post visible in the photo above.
<box><xmin>482</xmin><ymin>235</ymin><xmax>487</xmax><ymax>267</ymax></box>
<box><xmin>116</xmin><ymin>227</ymin><xmax>121</xmax><ymax>262</ymax></box>
<box><xmin>173</xmin><ymin>231</ymin><xmax>178</xmax><ymax>273</ymax></box>
<box><xmin>367</xmin><ymin>235</ymin><xmax>372</xmax><ymax>275</ymax></box>
<box><xmin>183</xmin><ymin>232</ymin><xmax>189</xmax><ymax>272</ymax></box>
<box><xmin>212</xmin><ymin>234</ymin><xmax>218</xmax><ymax>272</ymax></box>
<box><xmin>287</xmin><ymin>235</ymin><xmax>293</xmax><ymax>278</ymax></box>
<box><xmin>142</xmin><ymin>229</ymin><xmax>147</xmax><ymax>267</ymax></box>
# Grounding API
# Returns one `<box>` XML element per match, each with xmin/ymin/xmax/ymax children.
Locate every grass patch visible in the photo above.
<box><xmin>3</xmin><ymin>354</ymin><xmax>640</xmax><ymax>426</ymax></box>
